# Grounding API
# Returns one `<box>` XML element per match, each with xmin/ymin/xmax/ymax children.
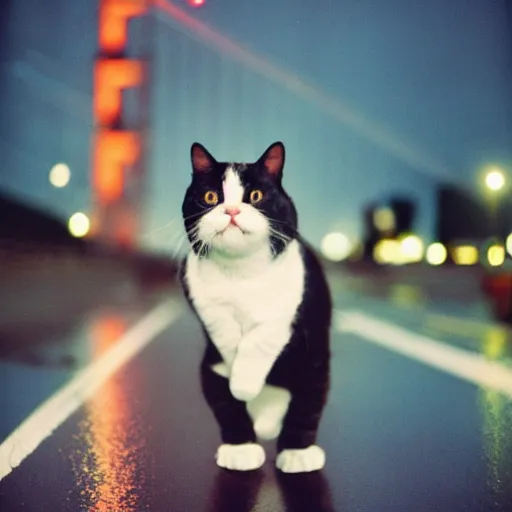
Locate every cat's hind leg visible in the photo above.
<box><xmin>276</xmin><ymin>359</ymin><xmax>329</xmax><ymax>473</ymax></box>
<box><xmin>201</xmin><ymin>360</ymin><xmax>265</xmax><ymax>471</ymax></box>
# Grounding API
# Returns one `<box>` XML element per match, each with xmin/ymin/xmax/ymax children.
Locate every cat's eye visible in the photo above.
<box><xmin>249</xmin><ymin>189</ymin><xmax>264</xmax><ymax>204</ymax></box>
<box><xmin>204</xmin><ymin>191</ymin><xmax>219</xmax><ymax>205</ymax></box>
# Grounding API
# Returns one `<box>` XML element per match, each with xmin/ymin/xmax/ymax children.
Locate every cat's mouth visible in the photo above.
<box><xmin>218</xmin><ymin>223</ymin><xmax>247</xmax><ymax>235</ymax></box>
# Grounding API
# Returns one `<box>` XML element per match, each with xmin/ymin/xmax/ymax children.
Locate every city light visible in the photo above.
<box><xmin>373</xmin><ymin>207</ymin><xmax>395</xmax><ymax>232</ymax></box>
<box><xmin>487</xmin><ymin>244</ymin><xmax>505</xmax><ymax>267</ymax></box>
<box><xmin>426</xmin><ymin>242</ymin><xmax>447</xmax><ymax>266</ymax></box>
<box><xmin>399</xmin><ymin>234</ymin><xmax>424</xmax><ymax>263</ymax></box>
<box><xmin>320</xmin><ymin>232</ymin><xmax>352</xmax><ymax>262</ymax></box>
<box><xmin>68</xmin><ymin>212</ymin><xmax>90</xmax><ymax>238</ymax></box>
<box><xmin>49</xmin><ymin>163</ymin><xmax>71</xmax><ymax>188</ymax></box>
<box><xmin>373</xmin><ymin>239</ymin><xmax>401</xmax><ymax>265</ymax></box>
<box><xmin>506</xmin><ymin>233</ymin><xmax>512</xmax><ymax>257</ymax></box>
<box><xmin>484</xmin><ymin>168</ymin><xmax>505</xmax><ymax>192</ymax></box>
<box><xmin>452</xmin><ymin>245</ymin><xmax>478</xmax><ymax>265</ymax></box>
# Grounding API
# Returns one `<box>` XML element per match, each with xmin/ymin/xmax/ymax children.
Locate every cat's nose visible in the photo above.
<box><xmin>225</xmin><ymin>207</ymin><xmax>241</xmax><ymax>217</ymax></box>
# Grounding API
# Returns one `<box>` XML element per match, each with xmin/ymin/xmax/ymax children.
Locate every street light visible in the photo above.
<box><xmin>482</xmin><ymin>165</ymin><xmax>507</xmax><ymax>238</ymax></box>
<box><xmin>68</xmin><ymin>212</ymin><xmax>90</xmax><ymax>238</ymax></box>
<box><xmin>320</xmin><ymin>232</ymin><xmax>352</xmax><ymax>262</ymax></box>
<box><xmin>49</xmin><ymin>163</ymin><xmax>71</xmax><ymax>188</ymax></box>
<box><xmin>485</xmin><ymin>167</ymin><xmax>505</xmax><ymax>192</ymax></box>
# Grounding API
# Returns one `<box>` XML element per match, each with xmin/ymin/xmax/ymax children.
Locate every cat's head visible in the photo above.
<box><xmin>182</xmin><ymin>142</ymin><xmax>298</xmax><ymax>258</ymax></box>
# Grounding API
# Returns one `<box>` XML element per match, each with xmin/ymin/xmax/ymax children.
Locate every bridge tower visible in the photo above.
<box><xmin>91</xmin><ymin>0</ymin><xmax>152</xmax><ymax>250</ymax></box>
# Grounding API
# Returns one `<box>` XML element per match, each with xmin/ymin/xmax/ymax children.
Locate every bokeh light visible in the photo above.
<box><xmin>49</xmin><ymin>163</ymin><xmax>71</xmax><ymax>188</ymax></box>
<box><xmin>452</xmin><ymin>245</ymin><xmax>478</xmax><ymax>265</ymax></box>
<box><xmin>373</xmin><ymin>207</ymin><xmax>395</xmax><ymax>232</ymax></box>
<box><xmin>426</xmin><ymin>242</ymin><xmax>447</xmax><ymax>266</ymax></box>
<box><xmin>320</xmin><ymin>232</ymin><xmax>352</xmax><ymax>262</ymax></box>
<box><xmin>373</xmin><ymin>239</ymin><xmax>401</xmax><ymax>264</ymax></box>
<box><xmin>188</xmin><ymin>0</ymin><xmax>205</xmax><ymax>7</ymax></box>
<box><xmin>485</xmin><ymin>168</ymin><xmax>505</xmax><ymax>191</ymax></box>
<box><xmin>487</xmin><ymin>244</ymin><xmax>505</xmax><ymax>267</ymax></box>
<box><xmin>68</xmin><ymin>212</ymin><xmax>90</xmax><ymax>238</ymax></box>
<box><xmin>506</xmin><ymin>233</ymin><xmax>512</xmax><ymax>257</ymax></box>
<box><xmin>399</xmin><ymin>234</ymin><xmax>424</xmax><ymax>263</ymax></box>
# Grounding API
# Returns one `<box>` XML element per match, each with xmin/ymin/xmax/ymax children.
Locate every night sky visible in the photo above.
<box><xmin>0</xmin><ymin>0</ymin><xmax>511</xmax><ymax>252</ymax></box>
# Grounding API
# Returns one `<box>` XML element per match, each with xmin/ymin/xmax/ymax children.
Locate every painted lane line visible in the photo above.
<box><xmin>336</xmin><ymin>310</ymin><xmax>512</xmax><ymax>399</ymax></box>
<box><xmin>0</xmin><ymin>299</ymin><xmax>182</xmax><ymax>482</ymax></box>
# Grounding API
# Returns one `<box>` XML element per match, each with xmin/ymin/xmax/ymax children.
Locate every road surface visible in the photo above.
<box><xmin>1</xmin><ymin>254</ymin><xmax>512</xmax><ymax>511</ymax></box>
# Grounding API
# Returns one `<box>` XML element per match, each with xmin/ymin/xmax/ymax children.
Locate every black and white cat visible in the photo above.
<box><xmin>179</xmin><ymin>142</ymin><xmax>332</xmax><ymax>473</ymax></box>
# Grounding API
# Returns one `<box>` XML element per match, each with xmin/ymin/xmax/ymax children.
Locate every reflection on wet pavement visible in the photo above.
<box><xmin>204</xmin><ymin>465</ymin><xmax>336</xmax><ymax>512</ymax></box>
<box><xmin>479</xmin><ymin>389</ymin><xmax>512</xmax><ymax>510</ymax></box>
<box><xmin>72</xmin><ymin>315</ymin><xmax>149</xmax><ymax>512</ymax></box>
<box><xmin>276</xmin><ymin>471</ymin><xmax>336</xmax><ymax>512</ymax></box>
<box><xmin>478</xmin><ymin>325</ymin><xmax>512</xmax><ymax>510</ymax></box>
<box><xmin>389</xmin><ymin>283</ymin><xmax>426</xmax><ymax>310</ymax></box>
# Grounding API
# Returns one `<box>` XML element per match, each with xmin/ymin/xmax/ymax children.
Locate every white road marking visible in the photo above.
<box><xmin>0</xmin><ymin>299</ymin><xmax>182</xmax><ymax>482</ymax></box>
<box><xmin>336</xmin><ymin>310</ymin><xmax>512</xmax><ymax>399</ymax></box>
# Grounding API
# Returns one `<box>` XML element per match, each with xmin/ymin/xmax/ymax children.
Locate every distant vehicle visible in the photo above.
<box><xmin>482</xmin><ymin>270</ymin><xmax>512</xmax><ymax>324</ymax></box>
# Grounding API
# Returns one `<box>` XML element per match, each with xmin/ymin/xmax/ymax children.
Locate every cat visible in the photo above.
<box><xmin>179</xmin><ymin>141</ymin><xmax>332</xmax><ymax>474</ymax></box>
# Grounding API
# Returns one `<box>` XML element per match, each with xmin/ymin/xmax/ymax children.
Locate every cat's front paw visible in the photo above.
<box><xmin>276</xmin><ymin>445</ymin><xmax>325</xmax><ymax>473</ymax></box>
<box><xmin>216</xmin><ymin>443</ymin><xmax>265</xmax><ymax>471</ymax></box>
<box><xmin>229</xmin><ymin>376</ymin><xmax>264</xmax><ymax>402</ymax></box>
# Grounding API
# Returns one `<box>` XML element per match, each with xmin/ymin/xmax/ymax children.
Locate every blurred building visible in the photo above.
<box><xmin>389</xmin><ymin>198</ymin><xmax>416</xmax><ymax>235</ymax></box>
<box><xmin>435</xmin><ymin>185</ymin><xmax>512</xmax><ymax>243</ymax></box>
<box><xmin>360</xmin><ymin>196</ymin><xmax>419</xmax><ymax>262</ymax></box>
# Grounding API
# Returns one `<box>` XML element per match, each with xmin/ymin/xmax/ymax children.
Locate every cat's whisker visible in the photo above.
<box><xmin>269</xmin><ymin>222</ymin><xmax>298</xmax><ymax>237</ymax></box>
<box><xmin>193</xmin><ymin>201</ymin><xmax>217</xmax><ymax>213</ymax></box>
<box><xmin>195</xmin><ymin>238</ymin><xmax>209</xmax><ymax>258</ymax></box>
<box><xmin>184</xmin><ymin>208</ymin><xmax>213</xmax><ymax>221</ymax></box>
<box><xmin>269</xmin><ymin>225</ymin><xmax>292</xmax><ymax>237</ymax></box>
<box><xmin>172</xmin><ymin>232</ymin><xmax>192</xmax><ymax>259</ymax></box>
<box><xmin>186</xmin><ymin>228</ymin><xmax>201</xmax><ymax>242</ymax></box>
<box><xmin>268</xmin><ymin>227</ymin><xmax>293</xmax><ymax>244</ymax></box>
<box><xmin>266</xmin><ymin>217</ymin><xmax>291</xmax><ymax>226</ymax></box>
<box><xmin>141</xmin><ymin>217</ymin><xmax>184</xmax><ymax>241</ymax></box>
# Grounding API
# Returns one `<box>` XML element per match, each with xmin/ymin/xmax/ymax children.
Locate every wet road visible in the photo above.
<box><xmin>1</xmin><ymin>256</ymin><xmax>512</xmax><ymax>511</ymax></box>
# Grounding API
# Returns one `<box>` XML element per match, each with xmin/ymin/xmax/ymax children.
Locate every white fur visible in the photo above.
<box><xmin>186</xmin><ymin>239</ymin><xmax>305</xmax><ymax>403</ymax></box>
<box><xmin>216</xmin><ymin>443</ymin><xmax>265</xmax><ymax>471</ymax></box>
<box><xmin>246</xmin><ymin>385</ymin><xmax>291</xmax><ymax>440</ymax></box>
<box><xmin>222</xmin><ymin>167</ymin><xmax>244</xmax><ymax>205</ymax></box>
<box><xmin>211</xmin><ymin>362</ymin><xmax>231</xmax><ymax>378</ymax></box>
<box><xmin>276</xmin><ymin>445</ymin><xmax>326</xmax><ymax>473</ymax></box>
<box><xmin>212</xmin><ymin>363</ymin><xmax>291</xmax><ymax>440</ymax></box>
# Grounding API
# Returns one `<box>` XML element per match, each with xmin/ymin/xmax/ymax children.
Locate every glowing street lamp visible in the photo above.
<box><xmin>320</xmin><ymin>232</ymin><xmax>352</xmax><ymax>262</ymax></box>
<box><xmin>485</xmin><ymin>168</ymin><xmax>505</xmax><ymax>192</ymax></box>
<box><xmin>68</xmin><ymin>212</ymin><xmax>90</xmax><ymax>238</ymax></box>
<box><xmin>49</xmin><ymin>163</ymin><xmax>71</xmax><ymax>188</ymax></box>
<box><xmin>481</xmin><ymin>165</ymin><xmax>507</xmax><ymax>238</ymax></box>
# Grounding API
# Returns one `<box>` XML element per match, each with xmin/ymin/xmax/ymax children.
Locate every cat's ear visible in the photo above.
<box><xmin>191</xmin><ymin>143</ymin><xmax>217</xmax><ymax>173</ymax></box>
<box><xmin>257</xmin><ymin>142</ymin><xmax>285</xmax><ymax>178</ymax></box>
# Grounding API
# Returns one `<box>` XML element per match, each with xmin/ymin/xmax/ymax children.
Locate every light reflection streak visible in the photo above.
<box><xmin>478</xmin><ymin>327</ymin><xmax>512</xmax><ymax>506</ymax></box>
<box><xmin>73</xmin><ymin>314</ymin><xmax>146</xmax><ymax>512</ymax></box>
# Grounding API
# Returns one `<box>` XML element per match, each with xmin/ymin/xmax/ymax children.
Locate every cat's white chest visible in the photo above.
<box><xmin>185</xmin><ymin>241</ymin><xmax>305</xmax><ymax>337</ymax></box>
